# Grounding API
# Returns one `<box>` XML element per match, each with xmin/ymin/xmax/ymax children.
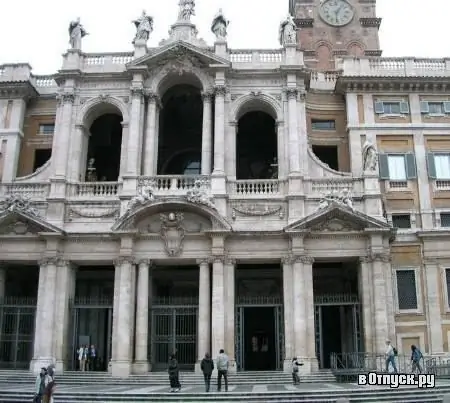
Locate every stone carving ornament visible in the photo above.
<box><xmin>211</xmin><ymin>8</ymin><xmax>229</xmax><ymax>41</ymax></box>
<box><xmin>127</xmin><ymin>182</ymin><xmax>156</xmax><ymax>212</ymax></box>
<box><xmin>231</xmin><ymin>204</ymin><xmax>284</xmax><ymax>219</ymax></box>
<box><xmin>160</xmin><ymin>213</ymin><xmax>185</xmax><ymax>257</ymax></box>
<box><xmin>132</xmin><ymin>10</ymin><xmax>154</xmax><ymax>44</ymax></box>
<box><xmin>2</xmin><ymin>194</ymin><xmax>39</xmax><ymax>217</ymax></box>
<box><xmin>318</xmin><ymin>188</ymin><xmax>353</xmax><ymax>211</ymax></box>
<box><xmin>68</xmin><ymin>17</ymin><xmax>88</xmax><ymax>50</ymax></box>
<box><xmin>279</xmin><ymin>14</ymin><xmax>297</xmax><ymax>46</ymax></box>
<box><xmin>178</xmin><ymin>0</ymin><xmax>195</xmax><ymax>21</ymax></box>
<box><xmin>186</xmin><ymin>179</ymin><xmax>215</xmax><ymax>209</ymax></box>
<box><xmin>362</xmin><ymin>139</ymin><xmax>378</xmax><ymax>171</ymax></box>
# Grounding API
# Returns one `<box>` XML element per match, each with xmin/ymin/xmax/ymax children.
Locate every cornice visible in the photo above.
<box><xmin>0</xmin><ymin>81</ymin><xmax>38</xmax><ymax>100</ymax></box>
<box><xmin>336</xmin><ymin>77</ymin><xmax>450</xmax><ymax>94</ymax></box>
<box><xmin>360</xmin><ymin>18</ymin><xmax>382</xmax><ymax>29</ymax></box>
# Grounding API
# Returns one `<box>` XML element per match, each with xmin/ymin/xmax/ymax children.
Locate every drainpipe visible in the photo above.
<box><xmin>420</xmin><ymin>242</ymin><xmax>432</xmax><ymax>356</ymax></box>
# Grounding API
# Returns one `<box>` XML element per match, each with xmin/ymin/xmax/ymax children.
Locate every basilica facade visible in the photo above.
<box><xmin>0</xmin><ymin>0</ymin><xmax>449</xmax><ymax>377</ymax></box>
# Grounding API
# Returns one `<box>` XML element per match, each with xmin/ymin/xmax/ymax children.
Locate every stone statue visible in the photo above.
<box><xmin>211</xmin><ymin>8</ymin><xmax>229</xmax><ymax>41</ymax></box>
<box><xmin>132</xmin><ymin>10</ymin><xmax>154</xmax><ymax>44</ymax></box>
<box><xmin>362</xmin><ymin>139</ymin><xmax>378</xmax><ymax>171</ymax></box>
<box><xmin>127</xmin><ymin>183</ymin><xmax>155</xmax><ymax>211</ymax></box>
<box><xmin>317</xmin><ymin>188</ymin><xmax>354</xmax><ymax>211</ymax></box>
<box><xmin>178</xmin><ymin>0</ymin><xmax>195</xmax><ymax>21</ymax></box>
<box><xmin>86</xmin><ymin>158</ymin><xmax>97</xmax><ymax>182</ymax></box>
<box><xmin>279</xmin><ymin>14</ymin><xmax>297</xmax><ymax>46</ymax></box>
<box><xmin>68</xmin><ymin>17</ymin><xmax>88</xmax><ymax>50</ymax></box>
<box><xmin>186</xmin><ymin>179</ymin><xmax>215</xmax><ymax>209</ymax></box>
<box><xmin>340</xmin><ymin>188</ymin><xmax>354</xmax><ymax>210</ymax></box>
<box><xmin>3</xmin><ymin>194</ymin><xmax>39</xmax><ymax>217</ymax></box>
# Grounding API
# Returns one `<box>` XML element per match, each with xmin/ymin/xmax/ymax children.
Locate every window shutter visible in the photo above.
<box><xmin>420</xmin><ymin>101</ymin><xmax>429</xmax><ymax>114</ymax></box>
<box><xmin>405</xmin><ymin>153</ymin><xmax>417</xmax><ymax>179</ymax></box>
<box><xmin>400</xmin><ymin>101</ymin><xmax>410</xmax><ymax>114</ymax></box>
<box><xmin>378</xmin><ymin>153</ymin><xmax>390</xmax><ymax>179</ymax></box>
<box><xmin>444</xmin><ymin>102</ymin><xmax>450</xmax><ymax>114</ymax></box>
<box><xmin>426</xmin><ymin>152</ymin><xmax>436</xmax><ymax>179</ymax></box>
<box><xmin>374</xmin><ymin>101</ymin><xmax>384</xmax><ymax>114</ymax></box>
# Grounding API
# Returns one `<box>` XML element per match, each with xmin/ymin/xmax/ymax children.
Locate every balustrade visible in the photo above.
<box><xmin>72</xmin><ymin>182</ymin><xmax>120</xmax><ymax>197</ymax></box>
<box><xmin>307</xmin><ymin>178</ymin><xmax>363</xmax><ymax>196</ymax></box>
<box><xmin>139</xmin><ymin>175</ymin><xmax>209</xmax><ymax>195</ymax></box>
<box><xmin>228</xmin><ymin>179</ymin><xmax>284</xmax><ymax>196</ymax></box>
<box><xmin>1</xmin><ymin>183</ymin><xmax>50</xmax><ymax>198</ymax></box>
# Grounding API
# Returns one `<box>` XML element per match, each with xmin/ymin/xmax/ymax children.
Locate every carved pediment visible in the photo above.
<box><xmin>285</xmin><ymin>203</ymin><xmax>393</xmax><ymax>236</ymax></box>
<box><xmin>128</xmin><ymin>41</ymin><xmax>230</xmax><ymax>70</ymax></box>
<box><xmin>0</xmin><ymin>210</ymin><xmax>64</xmax><ymax>236</ymax></box>
<box><xmin>137</xmin><ymin>211</ymin><xmax>212</xmax><ymax>233</ymax></box>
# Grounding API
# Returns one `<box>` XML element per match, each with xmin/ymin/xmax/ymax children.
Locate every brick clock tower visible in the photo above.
<box><xmin>289</xmin><ymin>0</ymin><xmax>382</xmax><ymax>70</ymax></box>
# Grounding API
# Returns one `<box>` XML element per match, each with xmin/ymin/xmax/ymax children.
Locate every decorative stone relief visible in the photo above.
<box><xmin>231</xmin><ymin>203</ymin><xmax>284</xmax><ymax>220</ymax></box>
<box><xmin>318</xmin><ymin>188</ymin><xmax>353</xmax><ymax>211</ymax></box>
<box><xmin>2</xmin><ymin>194</ymin><xmax>39</xmax><ymax>217</ymax></box>
<box><xmin>126</xmin><ymin>181</ymin><xmax>156</xmax><ymax>214</ymax></box>
<box><xmin>160</xmin><ymin>212</ymin><xmax>185</xmax><ymax>257</ymax></box>
<box><xmin>66</xmin><ymin>205</ymin><xmax>120</xmax><ymax>221</ymax></box>
<box><xmin>310</xmin><ymin>218</ymin><xmax>359</xmax><ymax>232</ymax></box>
<box><xmin>362</xmin><ymin>139</ymin><xmax>378</xmax><ymax>171</ymax></box>
<box><xmin>186</xmin><ymin>179</ymin><xmax>215</xmax><ymax>209</ymax></box>
<box><xmin>0</xmin><ymin>221</ymin><xmax>32</xmax><ymax>235</ymax></box>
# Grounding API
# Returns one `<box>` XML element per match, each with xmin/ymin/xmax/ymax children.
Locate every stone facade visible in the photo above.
<box><xmin>0</xmin><ymin>0</ymin><xmax>449</xmax><ymax>376</ymax></box>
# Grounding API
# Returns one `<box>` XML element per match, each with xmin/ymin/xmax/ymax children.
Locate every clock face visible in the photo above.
<box><xmin>319</xmin><ymin>0</ymin><xmax>354</xmax><ymax>27</ymax></box>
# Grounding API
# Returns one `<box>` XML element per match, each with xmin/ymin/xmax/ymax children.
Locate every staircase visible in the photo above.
<box><xmin>0</xmin><ymin>370</ymin><xmax>447</xmax><ymax>402</ymax></box>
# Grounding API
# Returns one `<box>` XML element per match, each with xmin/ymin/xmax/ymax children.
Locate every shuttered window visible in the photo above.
<box><xmin>374</xmin><ymin>101</ymin><xmax>410</xmax><ymax>115</ymax></box>
<box><xmin>420</xmin><ymin>101</ymin><xmax>450</xmax><ymax>115</ymax></box>
<box><xmin>427</xmin><ymin>153</ymin><xmax>450</xmax><ymax>179</ymax></box>
<box><xmin>396</xmin><ymin>270</ymin><xmax>418</xmax><ymax>311</ymax></box>
<box><xmin>379</xmin><ymin>153</ymin><xmax>417</xmax><ymax>181</ymax></box>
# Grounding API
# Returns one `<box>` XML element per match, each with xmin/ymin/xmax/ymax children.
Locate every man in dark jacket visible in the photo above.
<box><xmin>200</xmin><ymin>353</ymin><xmax>214</xmax><ymax>392</ymax></box>
<box><xmin>168</xmin><ymin>354</ymin><xmax>181</xmax><ymax>392</ymax></box>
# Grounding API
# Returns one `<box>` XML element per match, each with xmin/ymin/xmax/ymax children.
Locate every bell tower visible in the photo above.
<box><xmin>289</xmin><ymin>0</ymin><xmax>382</xmax><ymax>70</ymax></box>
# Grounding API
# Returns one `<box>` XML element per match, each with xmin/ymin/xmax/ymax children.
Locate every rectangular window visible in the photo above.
<box><xmin>446</xmin><ymin>269</ymin><xmax>450</xmax><ymax>308</ymax></box>
<box><xmin>374</xmin><ymin>100</ymin><xmax>410</xmax><ymax>115</ymax></box>
<box><xmin>420</xmin><ymin>101</ymin><xmax>450</xmax><ymax>115</ymax></box>
<box><xmin>387</xmin><ymin>155</ymin><xmax>407</xmax><ymax>181</ymax></box>
<box><xmin>434</xmin><ymin>154</ymin><xmax>450</xmax><ymax>179</ymax></box>
<box><xmin>379</xmin><ymin>153</ymin><xmax>417</xmax><ymax>183</ymax></box>
<box><xmin>311</xmin><ymin>119</ymin><xmax>336</xmax><ymax>130</ymax></box>
<box><xmin>428</xmin><ymin>102</ymin><xmax>444</xmax><ymax>115</ymax></box>
<box><xmin>396</xmin><ymin>270</ymin><xmax>418</xmax><ymax>311</ymax></box>
<box><xmin>38</xmin><ymin>123</ymin><xmax>55</xmax><ymax>135</ymax></box>
<box><xmin>33</xmin><ymin>149</ymin><xmax>51</xmax><ymax>172</ymax></box>
<box><xmin>441</xmin><ymin>213</ymin><xmax>450</xmax><ymax>227</ymax></box>
<box><xmin>392</xmin><ymin>214</ymin><xmax>411</xmax><ymax>229</ymax></box>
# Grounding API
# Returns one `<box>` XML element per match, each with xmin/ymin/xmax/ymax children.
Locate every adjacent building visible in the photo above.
<box><xmin>0</xmin><ymin>0</ymin><xmax>448</xmax><ymax>376</ymax></box>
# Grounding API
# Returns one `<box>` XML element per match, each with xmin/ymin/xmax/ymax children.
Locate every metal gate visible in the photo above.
<box><xmin>314</xmin><ymin>294</ymin><xmax>362</xmax><ymax>369</ymax></box>
<box><xmin>235</xmin><ymin>296</ymin><xmax>284</xmax><ymax>371</ymax></box>
<box><xmin>151</xmin><ymin>298</ymin><xmax>198</xmax><ymax>371</ymax></box>
<box><xmin>0</xmin><ymin>298</ymin><xmax>36</xmax><ymax>369</ymax></box>
<box><xmin>69</xmin><ymin>297</ymin><xmax>113</xmax><ymax>371</ymax></box>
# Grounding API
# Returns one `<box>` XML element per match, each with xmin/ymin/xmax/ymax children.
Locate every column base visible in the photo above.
<box><xmin>54</xmin><ymin>360</ymin><xmax>67</xmax><ymax>374</ymax></box>
<box><xmin>110</xmin><ymin>360</ymin><xmax>132</xmax><ymax>378</ymax></box>
<box><xmin>132</xmin><ymin>361</ymin><xmax>150</xmax><ymax>374</ymax></box>
<box><xmin>30</xmin><ymin>357</ymin><xmax>55</xmax><ymax>374</ymax></box>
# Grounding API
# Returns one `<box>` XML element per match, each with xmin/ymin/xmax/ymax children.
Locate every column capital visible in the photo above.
<box><xmin>39</xmin><ymin>256</ymin><xmax>69</xmax><ymax>267</ymax></box>
<box><xmin>282</xmin><ymin>255</ymin><xmax>294</xmax><ymax>265</ymax></box>
<box><xmin>224</xmin><ymin>257</ymin><xmax>236</xmax><ymax>266</ymax></box>
<box><xmin>366</xmin><ymin>252</ymin><xmax>391</xmax><ymax>263</ymax></box>
<box><xmin>359</xmin><ymin>256</ymin><xmax>372</xmax><ymax>264</ymax></box>
<box><xmin>113</xmin><ymin>256</ymin><xmax>135</xmax><ymax>267</ymax></box>
<box><xmin>214</xmin><ymin>85</ymin><xmax>228</xmax><ymax>97</ymax></box>
<box><xmin>211</xmin><ymin>255</ymin><xmax>225</xmax><ymax>264</ymax></box>
<box><xmin>284</xmin><ymin>88</ymin><xmax>298</xmax><ymax>100</ymax></box>
<box><xmin>57</xmin><ymin>93</ymin><xmax>75</xmax><ymax>105</ymax></box>
<box><xmin>196</xmin><ymin>258</ymin><xmax>210</xmax><ymax>266</ymax></box>
<box><xmin>130</xmin><ymin>87</ymin><xmax>145</xmax><ymax>98</ymax></box>
<box><xmin>293</xmin><ymin>255</ymin><xmax>314</xmax><ymax>265</ymax></box>
<box><xmin>137</xmin><ymin>259</ymin><xmax>152</xmax><ymax>267</ymax></box>
<box><xmin>201</xmin><ymin>91</ymin><xmax>214</xmax><ymax>101</ymax></box>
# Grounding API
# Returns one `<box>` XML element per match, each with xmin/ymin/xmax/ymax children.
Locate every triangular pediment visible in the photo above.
<box><xmin>128</xmin><ymin>41</ymin><xmax>231</xmax><ymax>69</ymax></box>
<box><xmin>0</xmin><ymin>207</ymin><xmax>64</xmax><ymax>236</ymax></box>
<box><xmin>284</xmin><ymin>202</ymin><xmax>393</xmax><ymax>234</ymax></box>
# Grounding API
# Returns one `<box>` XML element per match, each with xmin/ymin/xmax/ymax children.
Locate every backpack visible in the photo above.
<box><xmin>393</xmin><ymin>347</ymin><xmax>398</xmax><ymax>356</ymax></box>
<box><xmin>44</xmin><ymin>378</ymin><xmax>56</xmax><ymax>397</ymax></box>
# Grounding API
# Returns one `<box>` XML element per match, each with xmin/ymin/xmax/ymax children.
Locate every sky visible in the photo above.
<box><xmin>0</xmin><ymin>0</ymin><xmax>448</xmax><ymax>75</ymax></box>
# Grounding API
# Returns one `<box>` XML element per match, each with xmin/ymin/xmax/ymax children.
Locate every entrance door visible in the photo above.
<box><xmin>242</xmin><ymin>307</ymin><xmax>276</xmax><ymax>371</ymax></box>
<box><xmin>151</xmin><ymin>306</ymin><xmax>197</xmax><ymax>371</ymax></box>
<box><xmin>320</xmin><ymin>306</ymin><xmax>342</xmax><ymax>368</ymax></box>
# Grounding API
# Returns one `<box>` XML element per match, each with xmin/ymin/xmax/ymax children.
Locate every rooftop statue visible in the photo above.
<box><xmin>211</xmin><ymin>8</ymin><xmax>230</xmax><ymax>41</ymax></box>
<box><xmin>132</xmin><ymin>10</ymin><xmax>154</xmax><ymax>44</ymax></box>
<box><xmin>178</xmin><ymin>0</ymin><xmax>195</xmax><ymax>22</ymax></box>
<box><xmin>68</xmin><ymin>17</ymin><xmax>88</xmax><ymax>50</ymax></box>
<box><xmin>279</xmin><ymin>14</ymin><xmax>296</xmax><ymax>46</ymax></box>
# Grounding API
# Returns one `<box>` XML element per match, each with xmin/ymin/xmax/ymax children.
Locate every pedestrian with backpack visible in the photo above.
<box><xmin>385</xmin><ymin>340</ymin><xmax>398</xmax><ymax>373</ymax></box>
<box><xmin>33</xmin><ymin>367</ymin><xmax>47</xmax><ymax>403</ymax></box>
<box><xmin>42</xmin><ymin>365</ymin><xmax>56</xmax><ymax>403</ymax></box>
<box><xmin>411</xmin><ymin>344</ymin><xmax>423</xmax><ymax>374</ymax></box>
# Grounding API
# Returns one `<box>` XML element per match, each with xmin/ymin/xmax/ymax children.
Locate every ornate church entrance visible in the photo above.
<box><xmin>235</xmin><ymin>265</ymin><xmax>284</xmax><ymax>371</ymax></box>
<box><xmin>313</xmin><ymin>261</ymin><xmax>362</xmax><ymax>368</ymax></box>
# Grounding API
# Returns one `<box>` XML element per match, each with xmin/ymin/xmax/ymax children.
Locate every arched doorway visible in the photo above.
<box><xmin>86</xmin><ymin>113</ymin><xmax>123</xmax><ymax>181</ymax></box>
<box><xmin>158</xmin><ymin>85</ymin><xmax>203</xmax><ymax>175</ymax></box>
<box><xmin>236</xmin><ymin>111</ymin><xmax>277</xmax><ymax>180</ymax></box>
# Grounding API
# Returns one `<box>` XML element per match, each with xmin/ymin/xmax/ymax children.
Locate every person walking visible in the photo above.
<box><xmin>292</xmin><ymin>357</ymin><xmax>303</xmax><ymax>385</ymax></box>
<box><xmin>411</xmin><ymin>344</ymin><xmax>423</xmax><ymax>374</ymax></box>
<box><xmin>168</xmin><ymin>353</ymin><xmax>181</xmax><ymax>392</ymax></box>
<box><xmin>385</xmin><ymin>340</ymin><xmax>398</xmax><ymax>373</ymax></box>
<box><xmin>42</xmin><ymin>366</ymin><xmax>56</xmax><ymax>403</ymax></box>
<box><xmin>200</xmin><ymin>352</ymin><xmax>214</xmax><ymax>392</ymax></box>
<box><xmin>216</xmin><ymin>349</ymin><xmax>229</xmax><ymax>392</ymax></box>
<box><xmin>33</xmin><ymin>367</ymin><xmax>47</xmax><ymax>403</ymax></box>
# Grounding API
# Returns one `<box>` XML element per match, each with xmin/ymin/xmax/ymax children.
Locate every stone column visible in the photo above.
<box><xmin>196</xmin><ymin>259</ymin><xmax>211</xmax><ymax>372</ymax></box>
<box><xmin>69</xmin><ymin>124</ymin><xmax>88</xmax><ymax>181</ymax></box>
<box><xmin>119</xmin><ymin>122</ymin><xmax>129</xmax><ymax>178</ymax></box>
<box><xmin>297</xmin><ymin>92</ymin><xmax>308</xmax><ymax>175</ymax></box>
<box><xmin>302</xmin><ymin>256</ymin><xmax>317</xmax><ymax>371</ymax></box>
<box><xmin>126</xmin><ymin>87</ymin><xmax>144</xmax><ymax>175</ymax></box>
<box><xmin>211</xmin><ymin>256</ymin><xmax>225</xmax><ymax>361</ymax></box>
<box><xmin>53</xmin><ymin>94</ymin><xmax>75</xmax><ymax>178</ymax></box>
<box><xmin>423</xmin><ymin>259</ymin><xmax>444</xmax><ymax>353</ymax></box>
<box><xmin>224</xmin><ymin>258</ymin><xmax>236</xmax><ymax>372</ymax></box>
<box><xmin>143</xmin><ymin>93</ymin><xmax>158</xmax><ymax>176</ymax></box>
<box><xmin>134</xmin><ymin>259</ymin><xmax>151</xmax><ymax>373</ymax></box>
<box><xmin>359</xmin><ymin>257</ymin><xmax>375</xmax><ymax>354</ymax></box>
<box><xmin>30</xmin><ymin>257</ymin><xmax>58</xmax><ymax>372</ymax></box>
<box><xmin>346</xmin><ymin>93</ymin><xmax>363</xmax><ymax>175</ymax></box>
<box><xmin>370</xmin><ymin>253</ymin><xmax>391</xmax><ymax>352</ymax></box>
<box><xmin>362</xmin><ymin>94</ymin><xmax>375</xmax><ymax>125</ymax></box>
<box><xmin>276</xmin><ymin>121</ymin><xmax>286</xmax><ymax>178</ymax></box>
<box><xmin>226</xmin><ymin>121</ymin><xmax>237</xmax><ymax>179</ymax></box>
<box><xmin>213</xmin><ymin>86</ymin><xmax>226</xmax><ymax>175</ymax></box>
<box><xmin>111</xmin><ymin>258</ymin><xmax>136</xmax><ymax>377</ymax></box>
<box><xmin>286</xmin><ymin>89</ymin><xmax>300</xmax><ymax>174</ymax></box>
<box><xmin>282</xmin><ymin>256</ymin><xmax>294</xmax><ymax>371</ymax></box>
<box><xmin>201</xmin><ymin>91</ymin><xmax>213</xmax><ymax>175</ymax></box>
